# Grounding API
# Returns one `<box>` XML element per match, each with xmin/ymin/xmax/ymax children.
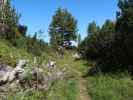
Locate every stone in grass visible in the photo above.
<box><xmin>0</xmin><ymin>60</ymin><xmax>27</xmax><ymax>85</ymax></box>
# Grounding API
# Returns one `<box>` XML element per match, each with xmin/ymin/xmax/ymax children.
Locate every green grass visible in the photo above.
<box><xmin>2</xmin><ymin>40</ymin><xmax>133</xmax><ymax>100</ymax></box>
<box><xmin>7</xmin><ymin>90</ymin><xmax>47</xmax><ymax>100</ymax></box>
<box><xmin>0</xmin><ymin>40</ymin><xmax>33</xmax><ymax>66</ymax></box>
<box><xmin>0</xmin><ymin>41</ymin><xmax>88</xmax><ymax>100</ymax></box>
<box><xmin>47</xmin><ymin>78</ymin><xmax>79</xmax><ymax>100</ymax></box>
<box><xmin>46</xmin><ymin>51</ymin><xmax>88</xmax><ymax>100</ymax></box>
<box><xmin>55</xmin><ymin>51</ymin><xmax>88</xmax><ymax>77</ymax></box>
<box><xmin>87</xmin><ymin>74</ymin><xmax>133</xmax><ymax>100</ymax></box>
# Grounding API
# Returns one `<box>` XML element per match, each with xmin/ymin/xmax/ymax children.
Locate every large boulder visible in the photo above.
<box><xmin>0</xmin><ymin>64</ymin><xmax>13</xmax><ymax>85</ymax></box>
<box><xmin>8</xmin><ymin>60</ymin><xmax>26</xmax><ymax>82</ymax></box>
<box><xmin>0</xmin><ymin>60</ymin><xmax>27</xmax><ymax>85</ymax></box>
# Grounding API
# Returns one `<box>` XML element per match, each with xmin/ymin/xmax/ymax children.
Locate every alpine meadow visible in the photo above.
<box><xmin>0</xmin><ymin>0</ymin><xmax>133</xmax><ymax>100</ymax></box>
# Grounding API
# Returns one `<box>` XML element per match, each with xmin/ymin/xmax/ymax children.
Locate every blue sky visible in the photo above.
<box><xmin>12</xmin><ymin>0</ymin><xmax>118</xmax><ymax>42</ymax></box>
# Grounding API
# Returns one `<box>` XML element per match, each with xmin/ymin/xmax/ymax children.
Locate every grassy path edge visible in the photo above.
<box><xmin>79</xmin><ymin>78</ymin><xmax>91</xmax><ymax>100</ymax></box>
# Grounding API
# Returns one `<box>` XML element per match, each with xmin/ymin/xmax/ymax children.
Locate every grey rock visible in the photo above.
<box><xmin>72</xmin><ymin>53</ymin><xmax>81</xmax><ymax>60</ymax></box>
<box><xmin>0</xmin><ymin>60</ymin><xmax>27</xmax><ymax>85</ymax></box>
<box><xmin>47</xmin><ymin>61</ymin><xmax>56</xmax><ymax>69</ymax></box>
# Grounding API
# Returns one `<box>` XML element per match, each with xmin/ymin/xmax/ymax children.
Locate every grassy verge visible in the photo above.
<box><xmin>47</xmin><ymin>78</ymin><xmax>79</xmax><ymax>100</ymax></box>
<box><xmin>46</xmin><ymin>51</ymin><xmax>89</xmax><ymax>100</ymax></box>
<box><xmin>0</xmin><ymin>40</ymin><xmax>33</xmax><ymax>66</ymax></box>
<box><xmin>55</xmin><ymin>51</ymin><xmax>89</xmax><ymax>77</ymax></box>
<box><xmin>6</xmin><ymin>90</ymin><xmax>47</xmax><ymax>100</ymax></box>
<box><xmin>87</xmin><ymin>73</ymin><xmax>133</xmax><ymax>100</ymax></box>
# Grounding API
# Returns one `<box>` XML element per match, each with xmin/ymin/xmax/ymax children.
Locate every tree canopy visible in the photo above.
<box><xmin>49</xmin><ymin>8</ymin><xmax>78</xmax><ymax>48</ymax></box>
<box><xmin>0</xmin><ymin>0</ymin><xmax>20</xmax><ymax>40</ymax></box>
<box><xmin>79</xmin><ymin>0</ymin><xmax>133</xmax><ymax>72</ymax></box>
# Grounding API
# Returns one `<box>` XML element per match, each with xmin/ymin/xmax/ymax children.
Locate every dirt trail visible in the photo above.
<box><xmin>79</xmin><ymin>78</ymin><xmax>91</xmax><ymax>100</ymax></box>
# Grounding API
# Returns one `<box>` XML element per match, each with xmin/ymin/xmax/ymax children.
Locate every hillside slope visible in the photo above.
<box><xmin>1</xmin><ymin>40</ymin><xmax>133</xmax><ymax>100</ymax></box>
<box><xmin>0</xmin><ymin>40</ymin><xmax>33</xmax><ymax>67</ymax></box>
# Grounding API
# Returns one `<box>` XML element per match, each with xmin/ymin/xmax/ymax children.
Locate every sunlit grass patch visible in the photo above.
<box><xmin>47</xmin><ymin>78</ymin><xmax>79</xmax><ymax>100</ymax></box>
<box><xmin>87</xmin><ymin>74</ymin><xmax>133</xmax><ymax>100</ymax></box>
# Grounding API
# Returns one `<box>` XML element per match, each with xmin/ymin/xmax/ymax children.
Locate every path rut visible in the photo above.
<box><xmin>79</xmin><ymin>78</ymin><xmax>91</xmax><ymax>100</ymax></box>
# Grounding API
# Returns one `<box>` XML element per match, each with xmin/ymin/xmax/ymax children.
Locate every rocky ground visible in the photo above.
<box><xmin>0</xmin><ymin>59</ymin><xmax>66</xmax><ymax>98</ymax></box>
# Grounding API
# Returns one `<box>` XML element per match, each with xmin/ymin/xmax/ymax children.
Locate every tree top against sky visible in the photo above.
<box><xmin>11</xmin><ymin>0</ymin><xmax>118</xmax><ymax>42</ymax></box>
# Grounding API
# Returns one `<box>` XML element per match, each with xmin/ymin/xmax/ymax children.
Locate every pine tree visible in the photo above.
<box><xmin>49</xmin><ymin>8</ymin><xmax>78</xmax><ymax>48</ymax></box>
<box><xmin>0</xmin><ymin>0</ymin><xmax>20</xmax><ymax>40</ymax></box>
<box><xmin>115</xmin><ymin>0</ymin><xmax>133</xmax><ymax>65</ymax></box>
<box><xmin>87</xmin><ymin>21</ymin><xmax>100</xmax><ymax>35</ymax></box>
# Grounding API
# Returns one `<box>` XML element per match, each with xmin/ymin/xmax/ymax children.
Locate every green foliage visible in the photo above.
<box><xmin>79</xmin><ymin>0</ymin><xmax>133</xmax><ymax>72</ymax></box>
<box><xmin>0</xmin><ymin>0</ymin><xmax>20</xmax><ymax>41</ymax></box>
<box><xmin>114</xmin><ymin>0</ymin><xmax>133</xmax><ymax>66</ymax></box>
<box><xmin>25</xmin><ymin>34</ymin><xmax>49</xmax><ymax>56</ymax></box>
<box><xmin>47</xmin><ymin>79</ymin><xmax>79</xmax><ymax>100</ymax></box>
<box><xmin>87</xmin><ymin>73</ymin><xmax>133</xmax><ymax>100</ymax></box>
<box><xmin>80</xmin><ymin>20</ymin><xmax>115</xmax><ymax>61</ymax></box>
<box><xmin>49</xmin><ymin>8</ymin><xmax>78</xmax><ymax>48</ymax></box>
<box><xmin>1</xmin><ymin>0</ymin><xmax>133</xmax><ymax>100</ymax></box>
<box><xmin>0</xmin><ymin>40</ymin><xmax>33</xmax><ymax>66</ymax></box>
<box><xmin>87</xmin><ymin>21</ymin><xmax>100</xmax><ymax>35</ymax></box>
<box><xmin>7</xmin><ymin>90</ymin><xmax>47</xmax><ymax>100</ymax></box>
<box><xmin>55</xmin><ymin>51</ymin><xmax>88</xmax><ymax>77</ymax></box>
<box><xmin>14</xmin><ymin>36</ymin><xmax>26</xmax><ymax>48</ymax></box>
<box><xmin>77</xmin><ymin>33</ymin><xmax>81</xmax><ymax>47</ymax></box>
<box><xmin>46</xmin><ymin>52</ymin><xmax>88</xmax><ymax>100</ymax></box>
